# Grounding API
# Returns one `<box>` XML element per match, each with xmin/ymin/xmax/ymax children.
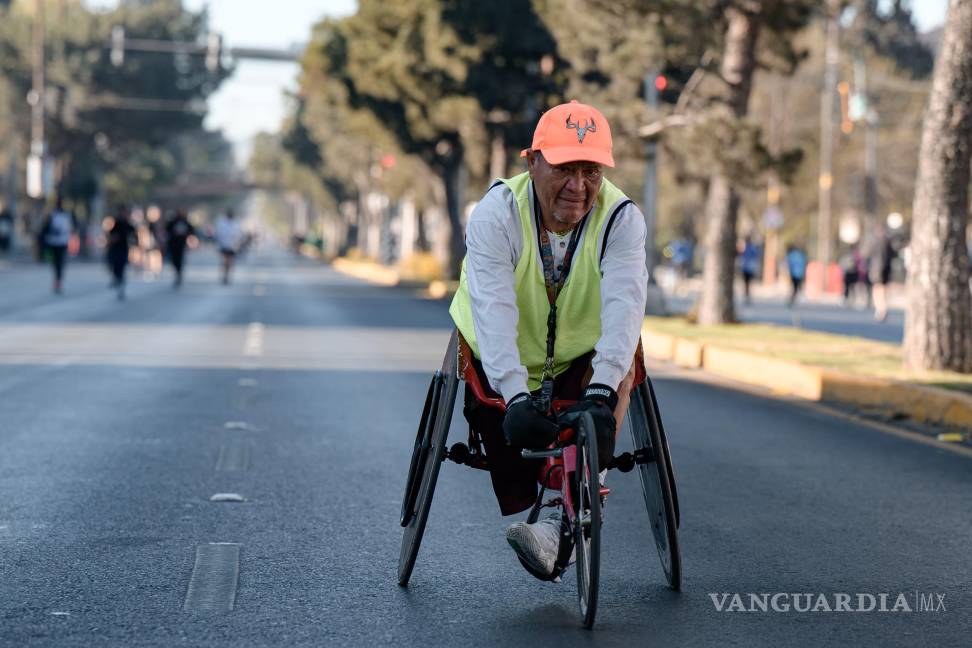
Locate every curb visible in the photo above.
<box><xmin>642</xmin><ymin>327</ymin><xmax>972</xmax><ymax>433</ymax></box>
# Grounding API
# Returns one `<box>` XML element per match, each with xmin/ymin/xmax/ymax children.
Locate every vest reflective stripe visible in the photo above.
<box><xmin>449</xmin><ymin>172</ymin><xmax>629</xmax><ymax>391</ymax></box>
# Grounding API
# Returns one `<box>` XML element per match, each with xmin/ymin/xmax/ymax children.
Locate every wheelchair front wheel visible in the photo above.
<box><xmin>397</xmin><ymin>333</ymin><xmax>459</xmax><ymax>587</ymax></box>
<box><xmin>573</xmin><ymin>412</ymin><xmax>601</xmax><ymax>629</ymax></box>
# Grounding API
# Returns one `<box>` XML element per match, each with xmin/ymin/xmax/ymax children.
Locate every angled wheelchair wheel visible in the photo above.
<box><xmin>573</xmin><ymin>412</ymin><xmax>601</xmax><ymax>629</ymax></box>
<box><xmin>397</xmin><ymin>332</ymin><xmax>459</xmax><ymax>587</ymax></box>
<box><xmin>644</xmin><ymin>376</ymin><xmax>679</xmax><ymax>528</ymax></box>
<box><xmin>628</xmin><ymin>380</ymin><xmax>682</xmax><ymax>591</ymax></box>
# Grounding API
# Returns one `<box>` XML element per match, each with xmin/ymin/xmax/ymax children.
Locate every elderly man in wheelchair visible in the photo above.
<box><xmin>399</xmin><ymin>101</ymin><xmax>680</xmax><ymax>628</ymax></box>
<box><xmin>449</xmin><ymin>99</ymin><xmax>648</xmax><ymax>580</ymax></box>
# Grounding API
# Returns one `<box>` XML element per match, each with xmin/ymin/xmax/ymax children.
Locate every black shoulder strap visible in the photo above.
<box><xmin>487</xmin><ymin>179</ymin><xmax>504</xmax><ymax>192</ymax></box>
<box><xmin>599</xmin><ymin>199</ymin><xmax>634</xmax><ymax>265</ymax></box>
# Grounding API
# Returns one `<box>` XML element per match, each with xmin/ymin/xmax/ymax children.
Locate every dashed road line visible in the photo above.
<box><xmin>243</xmin><ymin>321</ymin><xmax>264</xmax><ymax>357</ymax></box>
<box><xmin>183</xmin><ymin>543</ymin><xmax>241</xmax><ymax>612</ymax></box>
<box><xmin>216</xmin><ymin>443</ymin><xmax>251</xmax><ymax>471</ymax></box>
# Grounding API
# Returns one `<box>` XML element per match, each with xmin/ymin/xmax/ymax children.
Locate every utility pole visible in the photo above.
<box><xmin>763</xmin><ymin>74</ymin><xmax>784</xmax><ymax>286</ymax></box>
<box><xmin>817</xmin><ymin>0</ymin><xmax>840</xmax><ymax>279</ymax></box>
<box><xmin>642</xmin><ymin>73</ymin><xmax>658</xmax><ymax>276</ymax></box>
<box><xmin>642</xmin><ymin>72</ymin><xmax>667</xmax><ymax>315</ymax></box>
<box><xmin>854</xmin><ymin>56</ymin><xmax>879</xmax><ymax>247</ymax></box>
<box><xmin>27</xmin><ymin>0</ymin><xmax>49</xmax><ymax>202</ymax></box>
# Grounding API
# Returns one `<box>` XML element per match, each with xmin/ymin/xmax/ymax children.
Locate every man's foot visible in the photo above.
<box><xmin>506</xmin><ymin>514</ymin><xmax>561</xmax><ymax>578</ymax></box>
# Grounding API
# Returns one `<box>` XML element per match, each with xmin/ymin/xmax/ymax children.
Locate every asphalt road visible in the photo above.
<box><xmin>0</xmin><ymin>247</ymin><xmax>969</xmax><ymax>647</ymax></box>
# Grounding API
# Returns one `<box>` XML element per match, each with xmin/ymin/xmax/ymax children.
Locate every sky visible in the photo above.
<box><xmin>83</xmin><ymin>0</ymin><xmax>357</xmax><ymax>161</ymax></box>
<box><xmin>82</xmin><ymin>0</ymin><xmax>947</xmax><ymax>163</ymax></box>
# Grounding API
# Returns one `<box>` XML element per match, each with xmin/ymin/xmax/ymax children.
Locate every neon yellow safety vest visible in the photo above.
<box><xmin>450</xmin><ymin>172</ymin><xmax>631</xmax><ymax>391</ymax></box>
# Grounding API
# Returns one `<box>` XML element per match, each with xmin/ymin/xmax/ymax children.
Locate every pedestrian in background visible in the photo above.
<box><xmin>785</xmin><ymin>244</ymin><xmax>807</xmax><ymax>308</ymax></box>
<box><xmin>145</xmin><ymin>206</ymin><xmax>166</xmax><ymax>279</ymax></box>
<box><xmin>106</xmin><ymin>205</ymin><xmax>137</xmax><ymax>300</ymax></box>
<box><xmin>0</xmin><ymin>202</ymin><xmax>13</xmax><ymax>253</ymax></box>
<box><xmin>165</xmin><ymin>208</ymin><xmax>195</xmax><ymax>288</ymax></box>
<box><xmin>867</xmin><ymin>227</ymin><xmax>896</xmax><ymax>322</ymax></box>
<box><xmin>739</xmin><ymin>236</ymin><xmax>760</xmax><ymax>305</ymax></box>
<box><xmin>214</xmin><ymin>208</ymin><xmax>242</xmax><ymax>285</ymax></box>
<box><xmin>42</xmin><ymin>197</ymin><xmax>74</xmax><ymax>294</ymax></box>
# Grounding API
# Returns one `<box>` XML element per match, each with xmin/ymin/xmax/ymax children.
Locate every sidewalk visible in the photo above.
<box><xmin>640</xmin><ymin>317</ymin><xmax>972</xmax><ymax>436</ymax></box>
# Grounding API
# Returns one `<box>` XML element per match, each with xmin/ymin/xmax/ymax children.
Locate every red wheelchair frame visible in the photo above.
<box><xmin>398</xmin><ymin>331</ymin><xmax>681</xmax><ymax>629</ymax></box>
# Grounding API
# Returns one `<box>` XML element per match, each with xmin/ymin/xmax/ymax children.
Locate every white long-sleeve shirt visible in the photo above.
<box><xmin>464</xmin><ymin>181</ymin><xmax>649</xmax><ymax>402</ymax></box>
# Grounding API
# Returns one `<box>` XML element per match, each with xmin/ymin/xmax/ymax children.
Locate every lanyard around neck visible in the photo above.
<box><xmin>533</xmin><ymin>188</ymin><xmax>587</xmax><ymax>398</ymax></box>
<box><xmin>534</xmin><ymin>191</ymin><xmax>585</xmax><ymax>305</ymax></box>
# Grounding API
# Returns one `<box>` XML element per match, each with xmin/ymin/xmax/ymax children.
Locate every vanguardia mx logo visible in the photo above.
<box><xmin>565</xmin><ymin>114</ymin><xmax>596</xmax><ymax>143</ymax></box>
<box><xmin>708</xmin><ymin>592</ymin><xmax>947</xmax><ymax>613</ymax></box>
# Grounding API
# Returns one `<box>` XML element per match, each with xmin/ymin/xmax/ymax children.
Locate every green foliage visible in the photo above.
<box><xmin>269</xmin><ymin>0</ymin><xmax>935</xmax><ymax>277</ymax></box>
<box><xmin>847</xmin><ymin>0</ymin><xmax>934</xmax><ymax>79</ymax></box>
<box><xmin>0</xmin><ymin>0</ymin><xmax>230</xmax><ymax>209</ymax></box>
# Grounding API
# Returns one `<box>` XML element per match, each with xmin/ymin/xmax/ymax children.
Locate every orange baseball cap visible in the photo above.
<box><xmin>520</xmin><ymin>100</ymin><xmax>615</xmax><ymax>167</ymax></box>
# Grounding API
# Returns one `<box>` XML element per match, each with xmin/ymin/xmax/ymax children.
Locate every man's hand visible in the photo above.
<box><xmin>564</xmin><ymin>384</ymin><xmax>617</xmax><ymax>469</ymax></box>
<box><xmin>503</xmin><ymin>393</ymin><xmax>560</xmax><ymax>450</ymax></box>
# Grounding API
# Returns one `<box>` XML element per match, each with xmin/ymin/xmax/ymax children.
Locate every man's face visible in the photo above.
<box><xmin>528</xmin><ymin>152</ymin><xmax>603</xmax><ymax>231</ymax></box>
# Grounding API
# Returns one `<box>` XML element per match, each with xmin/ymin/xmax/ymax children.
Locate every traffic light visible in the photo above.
<box><xmin>110</xmin><ymin>26</ymin><xmax>125</xmax><ymax>67</ymax></box>
<box><xmin>654</xmin><ymin>64</ymin><xmax>694</xmax><ymax>105</ymax></box>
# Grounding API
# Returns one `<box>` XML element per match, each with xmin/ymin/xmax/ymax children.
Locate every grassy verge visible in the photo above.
<box><xmin>645</xmin><ymin>316</ymin><xmax>972</xmax><ymax>395</ymax></box>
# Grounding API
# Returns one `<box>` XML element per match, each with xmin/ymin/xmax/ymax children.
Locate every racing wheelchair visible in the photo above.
<box><xmin>398</xmin><ymin>331</ymin><xmax>680</xmax><ymax>629</ymax></box>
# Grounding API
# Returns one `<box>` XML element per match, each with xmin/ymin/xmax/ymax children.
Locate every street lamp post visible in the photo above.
<box><xmin>27</xmin><ymin>0</ymin><xmax>50</xmax><ymax>203</ymax></box>
<box><xmin>817</xmin><ymin>0</ymin><xmax>840</xmax><ymax>279</ymax></box>
<box><xmin>642</xmin><ymin>72</ymin><xmax>667</xmax><ymax>315</ymax></box>
<box><xmin>643</xmin><ymin>73</ymin><xmax>658</xmax><ymax>277</ymax></box>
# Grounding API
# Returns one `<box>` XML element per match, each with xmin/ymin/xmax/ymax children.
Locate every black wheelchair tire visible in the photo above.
<box><xmin>629</xmin><ymin>381</ymin><xmax>682</xmax><ymax>591</ymax></box>
<box><xmin>644</xmin><ymin>376</ymin><xmax>679</xmax><ymax>528</ymax></box>
<box><xmin>399</xmin><ymin>374</ymin><xmax>440</xmax><ymax>528</ymax></box>
<box><xmin>397</xmin><ymin>333</ymin><xmax>459</xmax><ymax>587</ymax></box>
<box><xmin>573</xmin><ymin>412</ymin><xmax>601</xmax><ymax>629</ymax></box>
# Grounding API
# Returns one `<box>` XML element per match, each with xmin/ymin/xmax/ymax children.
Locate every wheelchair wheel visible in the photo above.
<box><xmin>397</xmin><ymin>333</ymin><xmax>459</xmax><ymax>587</ymax></box>
<box><xmin>573</xmin><ymin>412</ymin><xmax>601</xmax><ymax>629</ymax></box>
<box><xmin>644</xmin><ymin>376</ymin><xmax>679</xmax><ymax>528</ymax></box>
<box><xmin>628</xmin><ymin>380</ymin><xmax>681</xmax><ymax>591</ymax></box>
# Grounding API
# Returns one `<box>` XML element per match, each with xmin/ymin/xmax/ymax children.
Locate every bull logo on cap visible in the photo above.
<box><xmin>565</xmin><ymin>114</ymin><xmax>597</xmax><ymax>143</ymax></box>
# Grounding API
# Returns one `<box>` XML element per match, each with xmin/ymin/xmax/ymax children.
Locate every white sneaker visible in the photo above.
<box><xmin>506</xmin><ymin>515</ymin><xmax>561</xmax><ymax>577</ymax></box>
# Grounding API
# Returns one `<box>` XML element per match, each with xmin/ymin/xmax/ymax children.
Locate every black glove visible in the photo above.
<box><xmin>564</xmin><ymin>384</ymin><xmax>618</xmax><ymax>470</ymax></box>
<box><xmin>503</xmin><ymin>393</ymin><xmax>560</xmax><ymax>451</ymax></box>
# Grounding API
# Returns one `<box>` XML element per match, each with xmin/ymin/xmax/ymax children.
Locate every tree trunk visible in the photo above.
<box><xmin>698</xmin><ymin>175</ymin><xmax>740</xmax><ymax>323</ymax></box>
<box><xmin>697</xmin><ymin>6</ymin><xmax>761</xmax><ymax>325</ymax></box>
<box><xmin>440</xmin><ymin>157</ymin><xmax>466</xmax><ymax>280</ymax></box>
<box><xmin>489</xmin><ymin>127</ymin><xmax>507</xmax><ymax>180</ymax></box>
<box><xmin>903</xmin><ymin>0</ymin><xmax>972</xmax><ymax>373</ymax></box>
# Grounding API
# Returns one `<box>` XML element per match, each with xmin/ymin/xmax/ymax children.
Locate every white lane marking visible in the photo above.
<box><xmin>243</xmin><ymin>322</ymin><xmax>264</xmax><ymax>357</ymax></box>
<box><xmin>209</xmin><ymin>493</ymin><xmax>247</xmax><ymax>502</ymax></box>
<box><xmin>183</xmin><ymin>543</ymin><xmax>241</xmax><ymax>612</ymax></box>
<box><xmin>49</xmin><ymin>612</ymin><xmax>71</xmax><ymax>616</ymax></box>
<box><xmin>216</xmin><ymin>444</ymin><xmax>251</xmax><ymax>471</ymax></box>
<box><xmin>224</xmin><ymin>421</ymin><xmax>255</xmax><ymax>431</ymax></box>
<box><xmin>238</xmin><ymin>378</ymin><xmax>258</xmax><ymax>388</ymax></box>
<box><xmin>0</xmin><ymin>324</ymin><xmax>450</xmax><ymax>371</ymax></box>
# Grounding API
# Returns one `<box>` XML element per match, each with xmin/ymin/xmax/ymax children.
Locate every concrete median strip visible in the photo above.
<box><xmin>332</xmin><ymin>257</ymin><xmax>400</xmax><ymax>286</ymax></box>
<box><xmin>642</xmin><ymin>325</ymin><xmax>972</xmax><ymax>434</ymax></box>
